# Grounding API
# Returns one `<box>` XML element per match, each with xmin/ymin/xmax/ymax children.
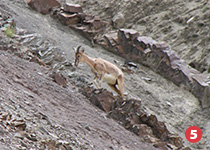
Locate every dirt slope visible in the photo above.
<box><xmin>0</xmin><ymin>0</ymin><xmax>210</xmax><ymax>149</ymax></box>
<box><xmin>0</xmin><ymin>50</ymin><xmax>156</xmax><ymax>149</ymax></box>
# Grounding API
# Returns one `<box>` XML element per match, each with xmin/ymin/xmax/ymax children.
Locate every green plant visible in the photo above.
<box><xmin>5</xmin><ymin>26</ymin><xmax>16</xmax><ymax>37</ymax></box>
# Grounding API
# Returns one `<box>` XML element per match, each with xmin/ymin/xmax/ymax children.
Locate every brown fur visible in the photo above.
<box><xmin>74</xmin><ymin>46</ymin><xmax>125</xmax><ymax>98</ymax></box>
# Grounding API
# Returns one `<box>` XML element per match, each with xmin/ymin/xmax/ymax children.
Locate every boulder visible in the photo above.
<box><xmin>58</xmin><ymin>12</ymin><xmax>80</xmax><ymax>25</ymax></box>
<box><xmin>112</xmin><ymin>12</ymin><xmax>125</xmax><ymax>29</ymax></box>
<box><xmin>63</xmin><ymin>3</ymin><xmax>83</xmax><ymax>13</ymax></box>
<box><xmin>26</xmin><ymin>0</ymin><xmax>61</xmax><ymax>15</ymax></box>
<box><xmin>51</xmin><ymin>72</ymin><xmax>67</xmax><ymax>87</ymax></box>
<box><xmin>82</xmin><ymin>87</ymin><xmax>116</xmax><ymax>112</ymax></box>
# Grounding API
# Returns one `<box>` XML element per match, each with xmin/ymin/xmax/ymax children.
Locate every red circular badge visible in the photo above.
<box><xmin>185</xmin><ymin>126</ymin><xmax>202</xmax><ymax>143</ymax></box>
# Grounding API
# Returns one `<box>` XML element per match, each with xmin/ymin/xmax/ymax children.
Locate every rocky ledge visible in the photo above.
<box><xmin>26</xmin><ymin>0</ymin><xmax>210</xmax><ymax>108</ymax></box>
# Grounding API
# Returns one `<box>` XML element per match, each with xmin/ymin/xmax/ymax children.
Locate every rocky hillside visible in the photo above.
<box><xmin>0</xmin><ymin>0</ymin><xmax>210</xmax><ymax>149</ymax></box>
<box><xmin>70</xmin><ymin>0</ymin><xmax>210</xmax><ymax>73</ymax></box>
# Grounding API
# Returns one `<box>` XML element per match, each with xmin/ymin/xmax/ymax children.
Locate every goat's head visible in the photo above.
<box><xmin>73</xmin><ymin>45</ymin><xmax>85</xmax><ymax>67</ymax></box>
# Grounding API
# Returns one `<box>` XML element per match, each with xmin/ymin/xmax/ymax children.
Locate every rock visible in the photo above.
<box><xmin>14</xmin><ymin>132</ymin><xmax>24</xmax><ymax>140</ymax></box>
<box><xmin>26</xmin><ymin>0</ymin><xmax>61</xmax><ymax>15</ymax></box>
<box><xmin>106</xmin><ymin>98</ymin><xmax>186</xmax><ymax>148</ymax></box>
<box><xmin>51</xmin><ymin>71</ymin><xmax>67</xmax><ymax>87</ymax></box>
<box><xmin>0</xmin><ymin>112</ymin><xmax>10</xmax><ymax>121</ymax></box>
<box><xmin>147</xmin><ymin>115</ymin><xmax>158</xmax><ymax>127</ymax></box>
<box><xmin>153</xmin><ymin>122</ymin><xmax>169</xmax><ymax>141</ymax></box>
<box><xmin>143</xmin><ymin>135</ymin><xmax>160</xmax><ymax>143</ymax></box>
<box><xmin>168</xmin><ymin>134</ymin><xmax>184</xmax><ymax>148</ymax></box>
<box><xmin>9</xmin><ymin>119</ymin><xmax>27</xmax><ymax>131</ymax></box>
<box><xmin>58</xmin><ymin>145</ymin><xmax>66</xmax><ymax>150</ymax></box>
<box><xmin>63</xmin><ymin>3</ymin><xmax>83</xmax><ymax>13</ymax></box>
<box><xmin>57</xmin><ymin>140</ymin><xmax>70</xmax><ymax>145</ymax></box>
<box><xmin>58</xmin><ymin>13</ymin><xmax>80</xmax><ymax>25</ymax></box>
<box><xmin>83</xmin><ymin>15</ymin><xmax>107</xmax><ymax>30</ymax></box>
<box><xmin>153</xmin><ymin>142</ymin><xmax>168</xmax><ymax>150</ymax></box>
<box><xmin>132</xmin><ymin>124</ymin><xmax>153</xmax><ymax>136</ymax></box>
<box><xmin>92</xmin><ymin>19</ymin><xmax>107</xmax><ymax>30</ymax></box>
<box><xmin>144</xmin><ymin>115</ymin><xmax>169</xmax><ymax>141</ymax></box>
<box><xmin>82</xmin><ymin>87</ymin><xmax>116</xmax><ymax>112</ymax></box>
<box><xmin>191</xmin><ymin>75</ymin><xmax>210</xmax><ymax>108</ymax></box>
<box><xmin>119</xmin><ymin>29</ymin><xmax>139</xmax><ymax>41</ymax></box>
<box><xmin>51</xmin><ymin>6</ymin><xmax>108</xmax><ymax>39</ymax></box>
<box><xmin>103</xmin><ymin>31</ymin><xmax>118</xmax><ymax>48</ymax></box>
<box><xmin>112</xmin><ymin>12</ymin><xmax>125</xmax><ymax>28</ymax></box>
<box><xmin>56</xmin><ymin>140</ymin><xmax>73</xmax><ymax>150</ymax></box>
<box><xmin>126</xmin><ymin>61</ymin><xmax>138</xmax><ymax>68</ymax></box>
<box><xmin>83</xmin><ymin>124</ymin><xmax>91</xmax><ymax>131</ymax></box>
<box><xmin>121</xmin><ymin>66</ymin><xmax>134</xmax><ymax>74</ymax></box>
<box><xmin>46</xmin><ymin>139</ymin><xmax>57</xmax><ymax>150</ymax></box>
<box><xmin>25</xmin><ymin>133</ymin><xmax>38</xmax><ymax>141</ymax></box>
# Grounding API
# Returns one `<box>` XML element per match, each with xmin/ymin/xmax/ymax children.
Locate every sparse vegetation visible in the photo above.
<box><xmin>5</xmin><ymin>26</ymin><xmax>16</xmax><ymax>37</ymax></box>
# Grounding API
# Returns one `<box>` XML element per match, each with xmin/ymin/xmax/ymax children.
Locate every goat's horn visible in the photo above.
<box><xmin>76</xmin><ymin>45</ymin><xmax>82</xmax><ymax>53</ymax></box>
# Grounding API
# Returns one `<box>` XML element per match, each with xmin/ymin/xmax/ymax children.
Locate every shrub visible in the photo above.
<box><xmin>5</xmin><ymin>26</ymin><xmax>16</xmax><ymax>37</ymax></box>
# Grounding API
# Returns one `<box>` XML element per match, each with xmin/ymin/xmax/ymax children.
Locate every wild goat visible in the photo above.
<box><xmin>73</xmin><ymin>46</ymin><xmax>125</xmax><ymax>98</ymax></box>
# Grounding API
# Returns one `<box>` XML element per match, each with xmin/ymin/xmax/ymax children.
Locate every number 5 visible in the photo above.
<box><xmin>190</xmin><ymin>130</ymin><xmax>197</xmax><ymax>139</ymax></box>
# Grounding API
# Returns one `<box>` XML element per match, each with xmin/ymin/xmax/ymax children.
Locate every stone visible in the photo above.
<box><xmin>92</xmin><ymin>20</ymin><xmax>107</xmax><ymax>30</ymax></box>
<box><xmin>46</xmin><ymin>139</ymin><xmax>57</xmax><ymax>150</ymax></box>
<box><xmin>126</xmin><ymin>61</ymin><xmax>138</xmax><ymax>68</ymax></box>
<box><xmin>103</xmin><ymin>31</ymin><xmax>118</xmax><ymax>47</ymax></box>
<box><xmin>63</xmin><ymin>3</ymin><xmax>83</xmax><ymax>13</ymax></box>
<box><xmin>191</xmin><ymin>74</ymin><xmax>210</xmax><ymax>108</ymax></box>
<box><xmin>26</xmin><ymin>0</ymin><xmax>61</xmax><ymax>15</ymax></box>
<box><xmin>147</xmin><ymin>115</ymin><xmax>158</xmax><ymax>127</ymax></box>
<box><xmin>112</xmin><ymin>12</ymin><xmax>125</xmax><ymax>28</ymax></box>
<box><xmin>143</xmin><ymin>135</ymin><xmax>160</xmax><ymax>143</ymax></box>
<box><xmin>153</xmin><ymin>122</ymin><xmax>169</xmax><ymax>141</ymax></box>
<box><xmin>119</xmin><ymin>29</ymin><xmax>139</xmax><ymax>41</ymax></box>
<box><xmin>83</xmin><ymin>15</ymin><xmax>107</xmax><ymax>31</ymax></box>
<box><xmin>82</xmin><ymin>87</ymin><xmax>116</xmax><ymax>112</ymax></box>
<box><xmin>25</xmin><ymin>133</ymin><xmax>38</xmax><ymax>141</ymax></box>
<box><xmin>9</xmin><ymin>119</ymin><xmax>27</xmax><ymax>130</ymax></box>
<box><xmin>14</xmin><ymin>132</ymin><xmax>24</xmax><ymax>140</ymax></box>
<box><xmin>121</xmin><ymin>66</ymin><xmax>134</xmax><ymax>74</ymax></box>
<box><xmin>132</xmin><ymin>124</ymin><xmax>153</xmax><ymax>136</ymax></box>
<box><xmin>0</xmin><ymin>112</ymin><xmax>10</xmax><ymax>120</ymax></box>
<box><xmin>58</xmin><ymin>12</ymin><xmax>80</xmax><ymax>25</ymax></box>
<box><xmin>153</xmin><ymin>142</ymin><xmax>168</xmax><ymax>150</ymax></box>
<box><xmin>168</xmin><ymin>134</ymin><xmax>184</xmax><ymax>148</ymax></box>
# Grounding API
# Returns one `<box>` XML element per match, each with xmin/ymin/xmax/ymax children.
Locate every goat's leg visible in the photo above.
<box><xmin>91</xmin><ymin>69</ymin><xmax>101</xmax><ymax>89</ymax></box>
<box><xmin>93</xmin><ymin>75</ymin><xmax>103</xmax><ymax>89</ymax></box>
<box><xmin>93</xmin><ymin>79</ymin><xmax>100</xmax><ymax>89</ymax></box>
<box><xmin>97</xmin><ymin>72</ymin><xmax>105</xmax><ymax>89</ymax></box>
<box><xmin>117</xmin><ymin>74</ymin><xmax>125</xmax><ymax>99</ymax></box>
<box><xmin>93</xmin><ymin>63</ymin><xmax>106</xmax><ymax>89</ymax></box>
<box><xmin>107</xmin><ymin>83</ymin><xmax>121</xmax><ymax>96</ymax></box>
